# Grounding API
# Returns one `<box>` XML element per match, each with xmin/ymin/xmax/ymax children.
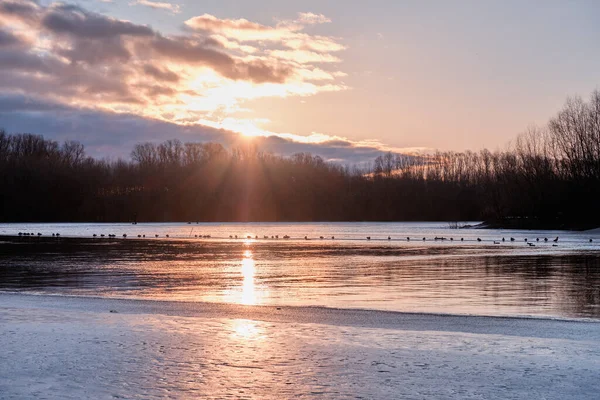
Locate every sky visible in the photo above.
<box><xmin>0</xmin><ymin>0</ymin><xmax>599</xmax><ymax>163</ymax></box>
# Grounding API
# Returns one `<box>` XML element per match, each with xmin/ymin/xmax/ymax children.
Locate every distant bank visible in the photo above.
<box><xmin>476</xmin><ymin>218</ymin><xmax>600</xmax><ymax>231</ymax></box>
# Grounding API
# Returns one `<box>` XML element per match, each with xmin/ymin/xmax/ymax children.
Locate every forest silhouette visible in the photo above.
<box><xmin>1</xmin><ymin>91</ymin><xmax>600</xmax><ymax>229</ymax></box>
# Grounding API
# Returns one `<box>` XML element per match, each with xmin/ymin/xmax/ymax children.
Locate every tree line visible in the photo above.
<box><xmin>1</xmin><ymin>90</ymin><xmax>599</xmax><ymax>228</ymax></box>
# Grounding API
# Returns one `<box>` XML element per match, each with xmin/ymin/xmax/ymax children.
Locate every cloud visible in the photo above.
<box><xmin>0</xmin><ymin>2</ymin><xmax>357</xmax><ymax>162</ymax></box>
<box><xmin>0</xmin><ymin>1</ymin><xmax>308</xmax><ymax>111</ymax></box>
<box><xmin>148</xmin><ymin>34</ymin><xmax>292</xmax><ymax>83</ymax></box>
<box><xmin>0</xmin><ymin>28</ymin><xmax>23</xmax><ymax>47</ymax></box>
<box><xmin>0</xmin><ymin>94</ymin><xmax>413</xmax><ymax>164</ymax></box>
<box><xmin>295</xmin><ymin>12</ymin><xmax>331</xmax><ymax>25</ymax></box>
<box><xmin>0</xmin><ymin>0</ymin><xmax>39</xmax><ymax>23</ymax></box>
<box><xmin>268</xmin><ymin>49</ymin><xmax>342</xmax><ymax>63</ymax></box>
<box><xmin>184</xmin><ymin>12</ymin><xmax>346</xmax><ymax>55</ymax></box>
<box><xmin>130</xmin><ymin>0</ymin><xmax>180</xmax><ymax>14</ymax></box>
<box><xmin>142</xmin><ymin>64</ymin><xmax>180</xmax><ymax>83</ymax></box>
<box><xmin>41</xmin><ymin>3</ymin><xmax>155</xmax><ymax>38</ymax></box>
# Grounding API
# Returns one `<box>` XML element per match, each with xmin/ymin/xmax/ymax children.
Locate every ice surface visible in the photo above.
<box><xmin>1</xmin><ymin>293</ymin><xmax>599</xmax><ymax>399</ymax></box>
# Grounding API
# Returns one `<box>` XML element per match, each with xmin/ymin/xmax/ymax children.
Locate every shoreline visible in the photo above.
<box><xmin>475</xmin><ymin>219</ymin><xmax>600</xmax><ymax>231</ymax></box>
<box><xmin>3</xmin><ymin>292</ymin><xmax>599</xmax><ymax>340</ymax></box>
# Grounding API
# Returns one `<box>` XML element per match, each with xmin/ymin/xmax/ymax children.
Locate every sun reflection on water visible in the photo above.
<box><xmin>221</xmin><ymin>247</ymin><xmax>269</xmax><ymax>305</ymax></box>
<box><xmin>241</xmin><ymin>250</ymin><xmax>256</xmax><ymax>305</ymax></box>
<box><xmin>230</xmin><ymin>319</ymin><xmax>264</xmax><ymax>341</ymax></box>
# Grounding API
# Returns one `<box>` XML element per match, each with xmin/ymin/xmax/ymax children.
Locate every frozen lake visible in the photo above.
<box><xmin>1</xmin><ymin>293</ymin><xmax>600</xmax><ymax>399</ymax></box>
<box><xmin>1</xmin><ymin>222</ymin><xmax>599</xmax><ymax>318</ymax></box>
<box><xmin>2</xmin><ymin>222</ymin><xmax>600</xmax><ymax>398</ymax></box>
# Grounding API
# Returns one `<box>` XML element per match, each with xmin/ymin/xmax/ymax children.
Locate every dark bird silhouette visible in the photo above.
<box><xmin>123</xmin><ymin>234</ymin><xmax>127</xmax><ymax>238</ymax></box>
<box><xmin>388</xmin><ymin>236</ymin><xmax>391</xmax><ymax>240</ymax></box>
<box><xmin>367</xmin><ymin>236</ymin><xmax>371</xmax><ymax>240</ymax></box>
<box><xmin>544</xmin><ymin>238</ymin><xmax>548</xmax><ymax>242</ymax></box>
<box><xmin>510</xmin><ymin>238</ymin><xmax>515</xmax><ymax>242</ymax></box>
<box><xmin>477</xmin><ymin>238</ymin><xmax>482</xmax><ymax>242</ymax></box>
<box><xmin>553</xmin><ymin>237</ymin><xmax>559</xmax><ymax>242</ymax></box>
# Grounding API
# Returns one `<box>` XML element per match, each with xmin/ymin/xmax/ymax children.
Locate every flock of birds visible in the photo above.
<box><xmin>15</xmin><ymin>231</ymin><xmax>595</xmax><ymax>243</ymax></box>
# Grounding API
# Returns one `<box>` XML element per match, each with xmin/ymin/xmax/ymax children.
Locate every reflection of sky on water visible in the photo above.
<box><xmin>1</xmin><ymin>233</ymin><xmax>600</xmax><ymax>318</ymax></box>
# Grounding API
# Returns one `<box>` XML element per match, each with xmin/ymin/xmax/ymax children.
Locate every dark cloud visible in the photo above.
<box><xmin>0</xmin><ymin>28</ymin><xmax>22</xmax><ymax>48</ymax></box>
<box><xmin>0</xmin><ymin>97</ymin><xmax>395</xmax><ymax>164</ymax></box>
<box><xmin>242</xmin><ymin>60</ymin><xmax>291</xmax><ymax>84</ymax></box>
<box><xmin>320</xmin><ymin>140</ymin><xmax>353</xmax><ymax>147</ymax></box>
<box><xmin>0</xmin><ymin>0</ymin><xmax>39</xmax><ymax>22</ymax></box>
<box><xmin>0</xmin><ymin>93</ymin><xmax>70</xmax><ymax>112</ymax></box>
<box><xmin>138</xmin><ymin>84</ymin><xmax>177</xmax><ymax>97</ymax></box>
<box><xmin>142</xmin><ymin>64</ymin><xmax>180</xmax><ymax>83</ymax></box>
<box><xmin>150</xmin><ymin>35</ymin><xmax>231</xmax><ymax>65</ymax></box>
<box><xmin>57</xmin><ymin>36</ymin><xmax>131</xmax><ymax>65</ymax></box>
<box><xmin>0</xmin><ymin>49</ymin><xmax>48</xmax><ymax>71</ymax></box>
<box><xmin>0</xmin><ymin>51</ymin><xmax>139</xmax><ymax>105</ymax></box>
<box><xmin>149</xmin><ymin>35</ymin><xmax>291</xmax><ymax>83</ymax></box>
<box><xmin>41</xmin><ymin>4</ymin><xmax>154</xmax><ymax>39</ymax></box>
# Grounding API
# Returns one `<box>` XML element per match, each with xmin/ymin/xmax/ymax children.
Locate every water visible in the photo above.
<box><xmin>1</xmin><ymin>222</ymin><xmax>599</xmax><ymax>319</ymax></box>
